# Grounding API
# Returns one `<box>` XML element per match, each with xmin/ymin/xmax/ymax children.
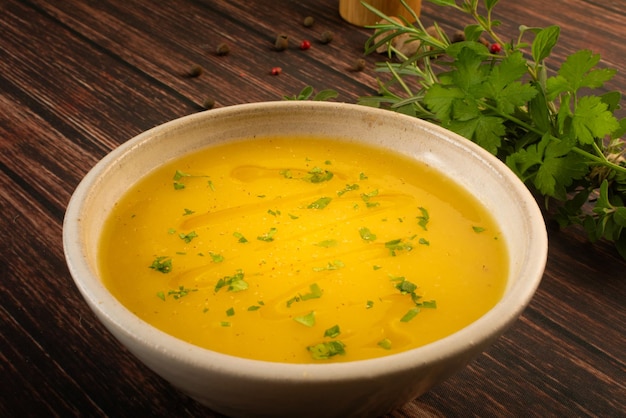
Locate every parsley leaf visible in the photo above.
<box><xmin>359</xmin><ymin>227</ymin><xmax>377</xmax><ymax>241</ymax></box>
<box><xmin>257</xmin><ymin>227</ymin><xmax>278</xmax><ymax>242</ymax></box>
<box><xmin>300</xmin><ymin>283</ymin><xmax>323</xmax><ymax>301</ymax></box>
<box><xmin>400</xmin><ymin>307</ymin><xmax>420</xmax><ymax>322</ymax></box>
<box><xmin>179</xmin><ymin>231</ymin><xmax>198</xmax><ymax>243</ymax></box>
<box><xmin>214</xmin><ymin>270</ymin><xmax>248</xmax><ymax>293</ymax></box>
<box><xmin>167</xmin><ymin>286</ymin><xmax>197</xmax><ymax>300</ymax></box>
<box><xmin>307</xmin><ymin>341</ymin><xmax>346</xmax><ymax>360</ymax></box>
<box><xmin>304</xmin><ymin>167</ymin><xmax>334</xmax><ymax>183</ymax></box>
<box><xmin>307</xmin><ymin>197</ymin><xmax>332</xmax><ymax>209</ymax></box>
<box><xmin>293</xmin><ymin>311</ymin><xmax>316</xmax><ymax>327</ymax></box>
<box><xmin>324</xmin><ymin>325</ymin><xmax>341</xmax><ymax>338</ymax></box>
<box><xmin>149</xmin><ymin>256</ymin><xmax>172</xmax><ymax>273</ymax></box>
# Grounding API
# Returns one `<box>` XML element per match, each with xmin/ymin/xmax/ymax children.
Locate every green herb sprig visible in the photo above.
<box><xmin>354</xmin><ymin>0</ymin><xmax>626</xmax><ymax>259</ymax></box>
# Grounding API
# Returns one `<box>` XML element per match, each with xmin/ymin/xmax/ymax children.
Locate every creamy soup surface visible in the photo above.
<box><xmin>99</xmin><ymin>136</ymin><xmax>508</xmax><ymax>363</ymax></box>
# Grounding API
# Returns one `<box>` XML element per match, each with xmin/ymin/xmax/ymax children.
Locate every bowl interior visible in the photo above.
<box><xmin>64</xmin><ymin>101</ymin><xmax>547</xmax><ymax>381</ymax></box>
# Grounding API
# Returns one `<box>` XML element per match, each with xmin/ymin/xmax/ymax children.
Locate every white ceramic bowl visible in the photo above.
<box><xmin>63</xmin><ymin>101</ymin><xmax>547</xmax><ymax>418</ymax></box>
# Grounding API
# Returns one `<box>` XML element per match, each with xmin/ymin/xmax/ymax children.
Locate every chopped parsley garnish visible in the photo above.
<box><xmin>167</xmin><ymin>286</ymin><xmax>197</xmax><ymax>300</ymax></box>
<box><xmin>417</xmin><ymin>207</ymin><xmax>429</xmax><ymax>230</ymax></box>
<box><xmin>209</xmin><ymin>252</ymin><xmax>224</xmax><ymax>263</ymax></box>
<box><xmin>314</xmin><ymin>239</ymin><xmax>338</xmax><ymax>248</ymax></box>
<box><xmin>393</xmin><ymin>276</ymin><xmax>423</xmax><ymax>305</ymax></box>
<box><xmin>286</xmin><ymin>296</ymin><xmax>300</xmax><ymax>307</ymax></box>
<box><xmin>233</xmin><ymin>232</ymin><xmax>248</xmax><ymax>243</ymax></box>
<box><xmin>392</xmin><ymin>277</ymin><xmax>437</xmax><ymax>313</ymax></box>
<box><xmin>304</xmin><ymin>167</ymin><xmax>333</xmax><ymax>183</ymax></box>
<box><xmin>183</xmin><ymin>208</ymin><xmax>195</xmax><ymax>216</ymax></box>
<box><xmin>307</xmin><ymin>341</ymin><xmax>346</xmax><ymax>360</ymax></box>
<box><xmin>359</xmin><ymin>227</ymin><xmax>377</xmax><ymax>241</ymax></box>
<box><xmin>156</xmin><ymin>291</ymin><xmax>165</xmax><ymax>301</ymax></box>
<box><xmin>361</xmin><ymin>190</ymin><xmax>380</xmax><ymax>208</ymax></box>
<box><xmin>393</xmin><ymin>277</ymin><xmax>417</xmax><ymax>294</ymax></box>
<box><xmin>214</xmin><ymin>270</ymin><xmax>248</xmax><ymax>293</ymax></box>
<box><xmin>300</xmin><ymin>283</ymin><xmax>323</xmax><ymax>300</ymax></box>
<box><xmin>220</xmin><ymin>321</ymin><xmax>231</xmax><ymax>327</ymax></box>
<box><xmin>179</xmin><ymin>231</ymin><xmax>198</xmax><ymax>243</ymax></box>
<box><xmin>293</xmin><ymin>311</ymin><xmax>316</xmax><ymax>327</ymax></box>
<box><xmin>287</xmin><ymin>284</ymin><xmax>323</xmax><ymax>307</ymax></box>
<box><xmin>267</xmin><ymin>209</ymin><xmax>281</xmax><ymax>217</ymax></box>
<box><xmin>419</xmin><ymin>238</ymin><xmax>430</xmax><ymax>246</ymax></box>
<box><xmin>359</xmin><ymin>172</ymin><xmax>368</xmax><ymax>180</ymax></box>
<box><xmin>400</xmin><ymin>307</ymin><xmax>420</xmax><ymax>322</ymax></box>
<box><xmin>337</xmin><ymin>183</ymin><xmax>360</xmax><ymax>196</ymax></box>
<box><xmin>257</xmin><ymin>227</ymin><xmax>277</xmax><ymax>242</ymax></box>
<box><xmin>422</xmin><ymin>300</ymin><xmax>437</xmax><ymax>309</ymax></box>
<box><xmin>307</xmin><ymin>196</ymin><xmax>332</xmax><ymax>209</ymax></box>
<box><xmin>288</xmin><ymin>213</ymin><xmax>299</xmax><ymax>219</ymax></box>
<box><xmin>247</xmin><ymin>305</ymin><xmax>261</xmax><ymax>311</ymax></box>
<box><xmin>149</xmin><ymin>256</ymin><xmax>172</xmax><ymax>273</ymax></box>
<box><xmin>378</xmin><ymin>338</ymin><xmax>392</xmax><ymax>350</ymax></box>
<box><xmin>366</xmin><ymin>300</ymin><xmax>374</xmax><ymax>309</ymax></box>
<box><xmin>473</xmin><ymin>226</ymin><xmax>486</xmax><ymax>233</ymax></box>
<box><xmin>173</xmin><ymin>170</ymin><xmax>190</xmax><ymax>181</ymax></box>
<box><xmin>385</xmin><ymin>238</ymin><xmax>413</xmax><ymax>256</ymax></box>
<box><xmin>173</xmin><ymin>170</ymin><xmax>191</xmax><ymax>190</ymax></box>
<box><xmin>313</xmin><ymin>260</ymin><xmax>345</xmax><ymax>271</ymax></box>
<box><xmin>279</xmin><ymin>169</ymin><xmax>293</xmax><ymax>179</ymax></box>
<box><xmin>324</xmin><ymin>325</ymin><xmax>341</xmax><ymax>338</ymax></box>
<box><xmin>226</xmin><ymin>307</ymin><xmax>235</xmax><ymax>317</ymax></box>
<box><xmin>172</xmin><ymin>170</ymin><xmax>210</xmax><ymax>190</ymax></box>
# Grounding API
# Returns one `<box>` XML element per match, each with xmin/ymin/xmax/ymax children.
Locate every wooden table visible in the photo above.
<box><xmin>1</xmin><ymin>1</ymin><xmax>625</xmax><ymax>416</ymax></box>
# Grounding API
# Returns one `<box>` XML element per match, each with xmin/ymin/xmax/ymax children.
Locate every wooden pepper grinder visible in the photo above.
<box><xmin>339</xmin><ymin>0</ymin><xmax>421</xmax><ymax>26</ymax></box>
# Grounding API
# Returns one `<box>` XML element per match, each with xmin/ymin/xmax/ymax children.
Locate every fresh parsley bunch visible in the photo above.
<box><xmin>358</xmin><ymin>0</ymin><xmax>626</xmax><ymax>259</ymax></box>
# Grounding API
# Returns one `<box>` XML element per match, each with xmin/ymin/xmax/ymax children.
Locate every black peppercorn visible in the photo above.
<box><xmin>320</xmin><ymin>30</ymin><xmax>334</xmax><ymax>44</ymax></box>
<box><xmin>188</xmin><ymin>64</ymin><xmax>203</xmax><ymax>77</ymax></box>
<box><xmin>275</xmin><ymin>34</ymin><xmax>289</xmax><ymax>51</ymax></box>
<box><xmin>303</xmin><ymin>16</ymin><xmax>315</xmax><ymax>27</ymax></box>
<box><xmin>350</xmin><ymin>58</ymin><xmax>366</xmax><ymax>72</ymax></box>
<box><xmin>216</xmin><ymin>43</ymin><xmax>230</xmax><ymax>56</ymax></box>
<box><xmin>202</xmin><ymin>97</ymin><xmax>215</xmax><ymax>110</ymax></box>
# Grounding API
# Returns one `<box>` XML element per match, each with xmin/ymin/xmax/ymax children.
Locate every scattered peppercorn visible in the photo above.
<box><xmin>300</xmin><ymin>40</ymin><xmax>311</xmax><ymax>50</ymax></box>
<box><xmin>202</xmin><ymin>97</ymin><xmax>215</xmax><ymax>109</ymax></box>
<box><xmin>350</xmin><ymin>58</ymin><xmax>366</xmax><ymax>72</ymax></box>
<box><xmin>216</xmin><ymin>43</ymin><xmax>230</xmax><ymax>56</ymax></box>
<box><xmin>303</xmin><ymin>16</ymin><xmax>315</xmax><ymax>27</ymax></box>
<box><xmin>271</xmin><ymin>67</ymin><xmax>282</xmax><ymax>75</ymax></box>
<box><xmin>320</xmin><ymin>30</ymin><xmax>334</xmax><ymax>44</ymax></box>
<box><xmin>274</xmin><ymin>34</ymin><xmax>289</xmax><ymax>51</ymax></box>
<box><xmin>187</xmin><ymin>64</ymin><xmax>203</xmax><ymax>77</ymax></box>
<box><xmin>489</xmin><ymin>43</ymin><xmax>502</xmax><ymax>54</ymax></box>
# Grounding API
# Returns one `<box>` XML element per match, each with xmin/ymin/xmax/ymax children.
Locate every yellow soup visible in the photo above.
<box><xmin>99</xmin><ymin>136</ymin><xmax>508</xmax><ymax>363</ymax></box>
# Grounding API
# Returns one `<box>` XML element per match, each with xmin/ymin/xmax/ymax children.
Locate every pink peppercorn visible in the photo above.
<box><xmin>300</xmin><ymin>40</ymin><xmax>311</xmax><ymax>50</ymax></box>
<box><xmin>490</xmin><ymin>43</ymin><xmax>502</xmax><ymax>54</ymax></box>
<box><xmin>271</xmin><ymin>67</ymin><xmax>282</xmax><ymax>75</ymax></box>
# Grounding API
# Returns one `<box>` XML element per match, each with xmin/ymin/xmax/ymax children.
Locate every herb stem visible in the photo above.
<box><xmin>482</xmin><ymin>101</ymin><xmax>626</xmax><ymax>174</ymax></box>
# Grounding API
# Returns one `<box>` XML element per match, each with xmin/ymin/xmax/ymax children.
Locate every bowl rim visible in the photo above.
<box><xmin>63</xmin><ymin>100</ymin><xmax>548</xmax><ymax>382</ymax></box>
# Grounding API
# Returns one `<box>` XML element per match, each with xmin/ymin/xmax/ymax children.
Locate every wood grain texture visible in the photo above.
<box><xmin>1</xmin><ymin>0</ymin><xmax>625</xmax><ymax>417</ymax></box>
